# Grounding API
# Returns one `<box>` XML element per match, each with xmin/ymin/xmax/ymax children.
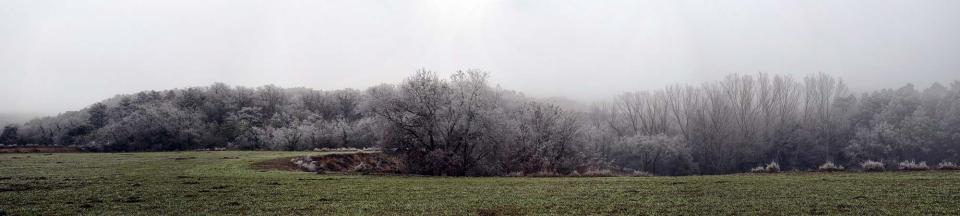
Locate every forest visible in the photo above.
<box><xmin>2</xmin><ymin>71</ymin><xmax>959</xmax><ymax>176</ymax></box>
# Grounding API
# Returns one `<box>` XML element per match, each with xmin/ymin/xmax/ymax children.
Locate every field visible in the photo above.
<box><xmin>2</xmin><ymin>152</ymin><xmax>959</xmax><ymax>215</ymax></box>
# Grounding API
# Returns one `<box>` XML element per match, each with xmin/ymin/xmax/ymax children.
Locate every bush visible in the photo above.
<box><xmin>630</xmin><ymin>170</ymin><xmax>653</xmax><ymax>177</ymax></box>
<box><xmin>861</xmin><ymin>160</ymin><xmax>885</xmax><ymax>172</ymax></box>
<box><xmin>817</xmin><ymin>161</ymin><xmax>845</xmax><ymax>172</ymax></box>
<box><xmin>897</xmin><ymin>160</ymin><xmax>929</xmax><ymax>171</ymax></box>
<box><xmin>767</xmin><ymin>162</ymin><xmax>781</xmax><ymax>173</ymax></box>
<box><xmin>750</xmin><ymin>162</ymin><xmax>781</xmax><ymax>173</ymax></box>
<box><xmin>937</xmin><ymin>161</ymin><xmax>960</xmax><ymax>170</ymax></box>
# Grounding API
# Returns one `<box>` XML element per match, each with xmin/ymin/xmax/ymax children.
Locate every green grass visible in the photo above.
<box><xmin>2</xmin><ymin>151</ymin><xmax>959</xmax><ymax>215</ymax></box>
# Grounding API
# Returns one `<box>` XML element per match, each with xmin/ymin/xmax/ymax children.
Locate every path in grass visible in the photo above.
<box><xmin>2</xmin><ymin>151</ymin><xmax>959</xmax><ymax>215</ymax></box>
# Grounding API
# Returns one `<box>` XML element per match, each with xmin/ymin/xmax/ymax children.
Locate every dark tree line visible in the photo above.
<box><xmin>2</xmin><ymin>71</ymin><xmax>959</xmax><ymax>176</ymax></box>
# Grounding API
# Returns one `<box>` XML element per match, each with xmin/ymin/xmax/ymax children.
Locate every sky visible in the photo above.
<box><xmin>2</xmin><ymin>0</ymin><xmax>959</xmax><ymax>115</ymax></box>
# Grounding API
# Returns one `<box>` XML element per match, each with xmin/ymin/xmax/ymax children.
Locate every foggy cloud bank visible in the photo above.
<box><xmin>3</xmin><ymin>0</ymin><xmax>960</xmax><ymax>114</ymax></box>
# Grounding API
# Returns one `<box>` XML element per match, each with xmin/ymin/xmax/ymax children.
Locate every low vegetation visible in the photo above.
<box><xmin>897</xmin><ymin>161</ymin><xmax>930</xmax><ymax>171</ymax></box>
<box><xmin>937</xmin><ymin>161</ymin><xmax>960</xmax><ymax>170</ymax></box>
<box><xmin>750</xmin><ymin>162</ymin><xmax>781</xmax><ymax>173</ymax></box>
<box><xmin>3</xmin><ymin>151</ymin><xmax>960</xmax><ymax>215</ymax></box>
<box><xmin>817</xmin><ymin>161</ymin><xmax>845</xmax><ymax>172</ymax></box>
<box><xmin>861</xmin><ymin>160</ymin><xmax>886</xmax><ymax>172</ymax></box>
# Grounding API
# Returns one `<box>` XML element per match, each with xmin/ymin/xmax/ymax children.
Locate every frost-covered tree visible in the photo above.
<box><xmin>0</xmin><ymin>125</ymin><xmax>18</xmax><ymax>144</ymax></box>
<box><xmin>11</xmin><ymin>70</ymin><xmax>958</xmax><ymax>175</ymax></box>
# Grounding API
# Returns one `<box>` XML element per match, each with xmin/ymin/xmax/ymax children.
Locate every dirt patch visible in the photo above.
<box><xmin>299</xmin><ymin>152</ymin><xmax>403</xmax><ymax>174</ymax></box>
<box><xmin>312</xmin><ymin>153</ymin><xmax>400</xmax><ymax>173</ymax></box>
<box><xmin>0</xmin><ymin>146</ymin><xmax>80</xmax><ymax>153</ymax></box>
<box><xmin>253</xmin><ymin>152</ymin><xmax>402</xmax><ymax>174</ymax></box>
<box><xmin>252</xmin><ymin>157</ymin><xmax>303</xmax><ymax>171</ymax></box>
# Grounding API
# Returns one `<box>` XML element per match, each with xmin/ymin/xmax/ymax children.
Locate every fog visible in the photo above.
<box><xmin>2</xmin><ymin>0</ymin><xmax>959</xmax><ymax>115</ymax></box>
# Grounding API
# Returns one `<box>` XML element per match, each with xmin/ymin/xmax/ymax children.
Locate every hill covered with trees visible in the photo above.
<box><xmin>2</xmin><ymin>70</ymin><xmax>959</xmax><ymax>176</ymax></box>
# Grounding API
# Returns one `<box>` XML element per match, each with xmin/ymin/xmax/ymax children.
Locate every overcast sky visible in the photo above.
<box><xmin>2</xmin><ymin>0</ymin><xmax>959</xmax><ymax>114</ymax></box>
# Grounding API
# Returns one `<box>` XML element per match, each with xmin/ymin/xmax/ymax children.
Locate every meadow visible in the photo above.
<box><xmin>2</xmin><ymin>151</ymin><xmax>959</xmax><ymax>215</ymax></box>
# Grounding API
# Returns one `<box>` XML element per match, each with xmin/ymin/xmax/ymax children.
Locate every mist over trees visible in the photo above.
<box><xmin>2</xmin><ymin>71</ymin><xmax>959</xmax><ymax>176</ymax></box>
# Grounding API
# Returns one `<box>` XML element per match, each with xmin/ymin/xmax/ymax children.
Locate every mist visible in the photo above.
<box><xmin>2</xmin><ymin>0</ymin><xmax>960</xmax><ymax>115</ymax></box>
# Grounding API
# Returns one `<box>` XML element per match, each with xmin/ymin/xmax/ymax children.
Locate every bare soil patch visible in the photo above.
<box><xmin>308</xmin><ymin>152</ymin><xmax>402</xmax><ymax>173</ymax></box>
<box><xmin>253</xmin><ymin>152</ymin><xmax>401</xmax><ymax>174</ymax></box>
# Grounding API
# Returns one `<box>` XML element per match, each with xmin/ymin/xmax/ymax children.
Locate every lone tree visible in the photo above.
<box><xmin>367</xmin><ymin>70</ymin><xmax>499</xmax><ymax>176</ymax></box>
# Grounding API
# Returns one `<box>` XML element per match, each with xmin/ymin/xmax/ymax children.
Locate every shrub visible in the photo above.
<box><xmin>750</xmin><ymin>162</ymin><xmax>781</xmax><ymax>173</ymax></box>
<box><xmin>817</xmin><ymin>161</ymin><xmax>845</xmax><ymax>172</ymax></box>
<box><xmin>630</xmin><ymin>170</ymin><xmax>653</xmax><ymax>177</ymax></box>
<box><xmin>766</xmin><ymin>162</ymin><xmax>781</xmax><ymax>173</ymax></box>
<box><xmin>861</xmin><ymin>160</ymin><xmax>885</xmax><ymax>172</ymax></box>
<box><xmin>937</xmin><ymin>161</ymin><xmax>960</xmax><ymax>170</ymax></box>
<box><xmin>897</xmin><ymin>160</ymin><xmax>929</xmax><ymax>171</ymax></box>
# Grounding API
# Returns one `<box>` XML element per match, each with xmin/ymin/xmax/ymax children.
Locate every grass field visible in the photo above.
<box><xmin>2</xmin><ymin>151</ymin><xmax>959</xmax><ymax>215</ymax></box>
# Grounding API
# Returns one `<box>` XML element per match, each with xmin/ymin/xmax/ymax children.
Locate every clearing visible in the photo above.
<box><xmin>1</xmin><ymin>151</ymin><xmax>958</xmax><ymax>215</ymax></box>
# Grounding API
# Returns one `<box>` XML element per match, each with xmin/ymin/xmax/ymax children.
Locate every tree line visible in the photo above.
<box><xmin>2</xmin><ymin>70</ymin><xmax>959</xmax><ymax>176</ymax></box>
